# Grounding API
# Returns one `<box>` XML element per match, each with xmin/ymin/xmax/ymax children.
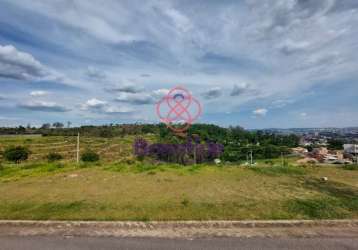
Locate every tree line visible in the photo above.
<box><xmin>0</xmin><ymin>123</ymin><xmax>300</xmax><ymax>161</ymax></box>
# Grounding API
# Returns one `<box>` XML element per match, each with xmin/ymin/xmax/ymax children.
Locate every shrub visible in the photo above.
<box><xmin>46</xmin><ymin>152</ymin><xmax>63</xmax><ymax>162</ymax></box>
<box><xmin>3</xmin><ymin>146</ymin><xmax>30</xmax><ymax>163</ymax></box>
<box><xmin>81</xmin><ymin>150</ymin><xmax>99</xmax><ymax>162</ymax></box>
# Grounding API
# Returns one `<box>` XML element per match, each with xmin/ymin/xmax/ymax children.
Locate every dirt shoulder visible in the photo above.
<box><xmin>0</xmin><ymin>220</ymin><xmax>357</xmax><ymax>238</ymax></box>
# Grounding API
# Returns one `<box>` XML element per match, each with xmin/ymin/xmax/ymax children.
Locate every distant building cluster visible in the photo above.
<box><xmin>286</xmin><ymin>127</ymin><xmax>358</xmax><ymax>165</ymax></box>
<box><xmin>292</xmin><ymin>144</ymin><xmax>357</xmax><ymax>165</ymax></box>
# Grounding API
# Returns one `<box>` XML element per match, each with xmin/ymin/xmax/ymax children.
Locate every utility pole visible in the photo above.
<box><xmin>76</xmin><ymin>132</ymin><xmax>80</xmax><ymax>163</ymax></box>
<box><xmin>250</xmin><ymin>150</ymin><xmax>253</xmax><ymax>166</ymax></box>
<box><xmin>281</xmin><ymin>152</ymin><xmax>284</xmax><ymax>167</ymax></box>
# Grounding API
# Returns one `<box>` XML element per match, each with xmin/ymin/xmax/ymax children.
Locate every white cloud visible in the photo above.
<box><xmin>253</xmin><ymin>108</ymin><xmax>268</xmax><ymax>117</ymax></box>
<box><xmin>81</xmin><ymin>98</ymin><xmax>107</xmax><ymax>110</ymax></box>
<box><xmin>164</xmin><ymin>7</ymin><xmax>193</xmax><ymax>33</ymax></box>
<box><xmin>115</xmin><ymin>92</ymin><xmax>154</xmax><ymax>105</ymax></box>
<box><xmin>230</xmin><ymin>83</ymin><xmax>260</xmax><ymax>97</ymax></box>
<box><xmin>81</xmin><ymin>98</ymin><xmax>133</xmax><ymax>114</ymax></box>
<box><xmin>12</xmin><ymin>2</ymin><xmax>138</xmax><ymax>44</ymax></box>
<box><xmin>2</xmin><ymin>1</ymin><xmax>358</xmax><ymax>127</ymax></box>
<box><xmin>30</xmin><ymin>90</ymin><xmax>49</xmax><ymax>97</ymax></box>
<box><xmin>277</xmin><ymin>39</ymin><xmax>311</xmax><ymax>55</ymax></box>
<box><xmin>103</xmin><ymin>105</ymin><xmax>133</xmax><ymax>114</ymax></box>
<box><xmin>0</xmin><ymin>44</ymin><xmax>49</xmax><ymax>80</ymax></box>
<box><xmin>86</xmin><ymin>66</ymin><xmax>106</xmax><ymax>80</ymax></box>
<box><xmin>18</xmin><ymin>101</ymin><xmax>69</xmax><ymax>112</ymax></box>
<box><xmin>112</xmin><ymin>88</ymin><xmax>171</xmax><ymax>105</ymax></box>
<box><xmin>108</xmin><ymin>84</ymin><xmax>144</xmax><ymax>93</ymax></box>
<box><xmin>271</xmin><ymin>99</ymin><xmax>295</xmax><ymax>108</ymax></box>
<box><xmin>152</xmin><ymin>88</ymin><xmax>169</xmax><ymax>98</ymax></box>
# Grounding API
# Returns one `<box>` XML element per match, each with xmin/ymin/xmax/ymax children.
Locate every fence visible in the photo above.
<box><xmin>0</xmin><ymin>134</ymin><xmax>133</xmax><ymax>163</ymax></box>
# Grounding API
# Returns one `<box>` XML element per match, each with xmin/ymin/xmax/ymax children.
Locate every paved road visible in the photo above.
<box><xmin>0</xmin><ymin>236</ymin><xmax>357</xmax><ymax>250</ymax></box>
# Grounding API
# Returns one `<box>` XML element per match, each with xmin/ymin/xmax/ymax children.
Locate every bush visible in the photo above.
<box><xmin>3</xmin><ymin>146</ymin><xmax>30</xmax><ymax>163</ymax></box>
<box><xmin>81</xmin><ymin>150</ymin><xmax>99</xmax><ymax>162</ymax></box>
<box><xmin>46</xmin><ymin>152</ymin><xmax>63</xmax><ymax>162</ymax></box>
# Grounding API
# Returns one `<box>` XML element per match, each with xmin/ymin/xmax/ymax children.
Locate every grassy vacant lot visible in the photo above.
<box><xmin>0</xmin><ymin>161</ymin><xmax>357</xmax><ymax>221</ymax></box>
<box><xmin>0</xmin><ymin>135</ymin><xmax>357</xmax><ymax>221</ymax></box>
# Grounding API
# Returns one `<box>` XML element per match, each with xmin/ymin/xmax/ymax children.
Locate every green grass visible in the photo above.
<box><xmin>1</xmin><ymin>135</ymin><xmax>358</xmax><ymax>220</ymax></box>
<box><xmin>249</xmin><ymin>165</ymin><xmax>307</xmax><ymax>176</ymax></box>
<box><xmin>343</xmin><ymin>164</ymin><xmax>358</xmax><ymax>171</ymax></box>
<box><xmin>0</xmin><ymin>162</ymin><xmax>75</xmax><ymax>182</ymax></box>
<box><xmin>287</xmin><ymin>197</ymin><xmax>347</xmax><ymax>219</ymax></box>
<box><xmin>0</xmin><ymin>160</ymin><xmax>357</xmax><ymax>220</ymax></box>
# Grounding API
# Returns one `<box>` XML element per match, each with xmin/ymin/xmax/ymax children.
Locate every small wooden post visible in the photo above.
<box><xmin>76</xmin><ymin>132</ymin><xmax>80</xmax><ymax>163</ymax></box>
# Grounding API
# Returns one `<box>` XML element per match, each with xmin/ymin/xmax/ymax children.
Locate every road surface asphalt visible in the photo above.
<box><xmin>1</xmin><ymin>236</ymin><xmax>357</xmax><ymax>250</ymax></box>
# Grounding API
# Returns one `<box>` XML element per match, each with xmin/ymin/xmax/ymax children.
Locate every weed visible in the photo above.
<box><xmin>250</xmin><ymin>165</ymin><xmax>306</xmax><ymax>176</ymax></box>
<box><xmin>287</xmin><ymin>197</ymin><xmax>347</xmax><ymax>219</ymax></box>
<box><xmin>303</xmin><ymin>178</ymin><xmax>358</xmax><ymax>211</ymax></box>
<box><xmin>343</xmin><ymin>165</ymin><xmax>358</xmax><ymax>171</ymax></box>
<box><xmin>181</xmin><ymin>198</ymin><xmax>190</xmax><ymax>207</ymax></box>
<box><xmin>47</xmin><ymin>152</ymin><xmax>63</xmax><ymax>162</ymax></box>
<box><xmin>134</xmin><ymin>163</ymin><xmax>157</xmax><ymax>173</ymax></box>
<box><xmin>187</xmin><ymin>164</ymin><xmax>204</xmax><ymax>173</ymax></box>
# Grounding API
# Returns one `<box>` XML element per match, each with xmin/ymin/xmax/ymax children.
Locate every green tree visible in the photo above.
<box><xmin>52</xmin><ymin>122</ymin><xmax>64</xmax><ymax>128</ymax></box>
<box><xmin>41</xmin><ymin>123</ymin><xmax>51</xmax><ymax>129</ymax></box>
<box><xmin>328</xmin><ymin>139</ymin><xmax>344</xmax><ymax>150</ymax></box>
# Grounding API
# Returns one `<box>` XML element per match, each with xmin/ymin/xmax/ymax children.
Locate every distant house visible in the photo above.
<box><xmin>291</xmin><ymin>147</ymin><xmax>308</xmax><ymax>155</ymax></box>
<box><xmin>344</xmin><ymin>144</ymin><xmax>358</xmax><ymax>163</ymax></box>
<box><xmin>324</xmin><ymin>154</ymin><xmax>338</xmax><ymax>163</ymax></box>
<box><xmin>312</xmin><ymin>147</ymin><xmax>328</xmax><ymax>156</ymax></box>
<box><xmin>297</xmin><ymin>157</ymin><xmax>319</xmax><ymax>164</ymax></box>
<box><xmin>344</xmin><ymin>144</ymin><xmax>358</xmax><ymax>154</ymax></box>
<box><xmin>335</xmin><ymin>151</ymin><xmax>344</xmax><ymax>160</ymax></box>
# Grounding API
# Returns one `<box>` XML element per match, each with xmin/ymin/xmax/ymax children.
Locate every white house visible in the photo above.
<box><xmin>344</xmin><ymin>144</ymin><xmax>358</xmax><ymax>154</ymax></box>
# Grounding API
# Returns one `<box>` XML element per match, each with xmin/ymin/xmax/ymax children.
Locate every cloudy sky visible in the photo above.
<box><xmin>0</xmin><ymin>0</ymin><xmax>357</xmax><ymax>128</ymax></box>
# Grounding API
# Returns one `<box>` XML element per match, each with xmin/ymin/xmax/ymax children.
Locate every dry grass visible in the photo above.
<box><xmin>1</xmin><ymin>135</ymin><xmax>357</xmax><ymax>220</ymax></box>
<box><xmin>0</xmin><ymin>135</ymin><xmax>151</xmax><ymax>163</ymax></box>
<box><xmin>0</xmin><ymin>161</ymin><xmax>357</xmax><ymax>220</ymax></box>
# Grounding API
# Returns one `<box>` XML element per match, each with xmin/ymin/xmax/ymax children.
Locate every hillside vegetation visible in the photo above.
<box><xmin>0</xmin><ymin>123</ymin><xmax>300</xmax><ymax>163</ymax></box>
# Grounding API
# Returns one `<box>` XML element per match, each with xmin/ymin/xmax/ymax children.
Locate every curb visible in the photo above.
<box><xmin>0</xmin><ymin>220</ymin><xmax>357</xmax><ymax>238</ymax></box>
